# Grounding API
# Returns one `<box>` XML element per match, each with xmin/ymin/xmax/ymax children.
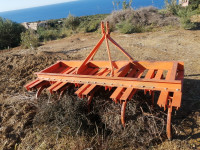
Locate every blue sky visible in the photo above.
<box><xmin>0</xmin><ymin>0</ymin><xmax>78</xmax><ymax>12</ymax></box>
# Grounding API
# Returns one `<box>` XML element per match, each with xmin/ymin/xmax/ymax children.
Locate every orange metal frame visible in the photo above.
<box><xmin>25</xmin><ymin>22</ymin><xmax>184</xmax><ymax>140</ymax></box>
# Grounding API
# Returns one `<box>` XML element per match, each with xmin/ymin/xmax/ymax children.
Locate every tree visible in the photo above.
<box><xmin>0</xmin><ymin>17</ymin><xmax>25</xmax><ymax>50</ymax></box>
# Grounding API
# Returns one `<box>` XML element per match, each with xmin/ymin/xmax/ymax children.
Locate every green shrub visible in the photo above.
<box><xmin>37</xmin><ymin>27</ymin><xmax>60</xmax><ymax>41</ymax></box>
<box><xmin>78</xmin><ymin>14</ymin><xmax>108</xmax><ymax>33</ymax></box>
<box><xmin>116</xmin><ymin>21</ymin><xmax>143</xmax><ymax>34</ymax></box>
<box><xmin>177</xmin><ymin>7</ymin><xmax>197</xmax><ymax>29</ymax></box>
<box><xmin>189</xmin><ymin>0</ymin><xmax>200</xmax><ymax>10</ymax></box>
<box><xmin>63</xmin><ymin>14</ymin><xmax>80</xmax><ymax>30</ymax></box>
<box><xmin>165</xmin><ymin>0</ymin><xmax>180</xmax><ymax>15</ymax></box>
<box><xmin>165</xmin><ymin>0</ymin><xmax>199</xmax><ymax>29</ymax></box>
<box><xmin>59</xmin><ymin>27</ymin><xmax>73</xmax><ymax>38</ymax></box>
<box><xmin>180</xmin><ymin>16</ymin><xmax>196</xmax><ymax>29</ymax></box>
<box><xmin>84</xmin><ymin>21</ymin><xmax>99</xmax><ymax>32</ymax></box>
<box><xmin>21</xmin><ymin>29</ymin><xmax>39</xmax><ymax>49</ymax></box>
<box><xmin>0</xmin><ymin>17</ymin><xmax>25</xmax><ymax>50</ymax></box>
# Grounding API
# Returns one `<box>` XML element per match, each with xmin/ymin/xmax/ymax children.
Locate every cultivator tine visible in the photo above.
<box><xmin>87</xmin><ymin>93</ymin><xmax>94</xmax><ymax>112</ymax></box>
<box><xmin>121</xmin><ymin>100</ymin><xmax>127</xmax><ymax>127</ymax></box>
<box><xmin>58</xmin><ymin>84</ymin><xmax>72</xmax><ymax>99</ymax></box>
<box><xmin>36</xmin><ymin>86</ymin><xmax>45</xmax><ymax>99</ymax></box>
<box><xmin>25</xmin><ymin>22</ymin><xmax>184</xmax><ymax>140</ymax></box>
<box><xmin>167</xmin><ymin>100</ymin><xmax>172</xmax><ymax>140</ymax></box>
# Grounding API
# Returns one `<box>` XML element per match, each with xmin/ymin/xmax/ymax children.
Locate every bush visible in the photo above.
<box><xmin>84</xmin><ymin>21</ymin><xmax>99</xmax><ymax>32</ymax></box>
<box><xmin>63</xmin><ymin>14</ymin><xmax>80</xmax><ymax>30</ymax></box>
<box><xmin>177</xmin><ymin>7</ymin><xmax>197</xmax><ymax>29</ymax></box>
<box><xmin>165</xmin><ymin>0</ymin><xmax>199</xmax><ymax>29</ymax></box>
<box><xmin>116</xmin><ymin>21</ymin><xmax>143</xmax><ymax>33</ymax></box>
<box><xmin>20</xmin><ymin>29</ymin><xmax>39</xmax><ymax>49</ymax></box>
<box><xmin>165</xmin><ymin>0</ymin><xmax>180</xmax><ymax>15</ymax></box>
<box><xmin>59</xmin><ymin>27</ymin><xmax>73</xmax><ymax>38</ymax></box>
<box><xmin>37</xmin><ymin>27</ymin><xmax>60</xmax><ymax>41</ymax></box>
<box><xmin>189</xmin><ymin>0</ymin><xmax>200</xmax><ymax>10</ymax></box>
<box><xmin>105</xmin><ymin>7</ymin><xmax>179</xmax><ymax>33</ymax></box>
<box><xmin>78</xmin><ymin>14</ymin><xmax>108</xmax><ymax>33</ymax></box>
<box><xmin>0</xmin><ymin>17</ymin><xmax>25</xmax><ymax>50</ymax></box>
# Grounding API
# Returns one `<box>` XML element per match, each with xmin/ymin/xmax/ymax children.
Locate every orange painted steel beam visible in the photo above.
<box><xmin>108</xmin><ymin>36</ymin><xmax>133</xmax><ymax>61</ymax></box>
<box><xmin>105</xmin><ymin>22</ymin><xmax>114</xmax><ymax>76</ymax></box>
<box><xmin>35</xmin><ymin>72</ymin><xmax>182</xmax><ymax>92</ymax></box>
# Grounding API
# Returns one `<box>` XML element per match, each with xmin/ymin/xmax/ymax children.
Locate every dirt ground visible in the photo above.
<box><xmin>0</xmin><ymin>28</ymin><xmax>200</xmax><ymax>149</ymax></box>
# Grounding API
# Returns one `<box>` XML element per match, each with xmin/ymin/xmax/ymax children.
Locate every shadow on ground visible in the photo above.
<box><xmin>171</xmin><ymin>78</ymin><xmax>200</xmax><ymax>147</ymax></box>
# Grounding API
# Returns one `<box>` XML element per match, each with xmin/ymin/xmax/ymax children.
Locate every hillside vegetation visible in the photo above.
<box><xmin>0</xmin><ymin>18</ymin><xmax>25</xmax><ymax>50</ymax></box>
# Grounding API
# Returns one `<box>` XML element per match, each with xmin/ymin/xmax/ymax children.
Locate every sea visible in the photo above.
<box><xmin>0</xmin><ymin>0</ymin><xmax>166</xmax><ymax>23</ymax></box>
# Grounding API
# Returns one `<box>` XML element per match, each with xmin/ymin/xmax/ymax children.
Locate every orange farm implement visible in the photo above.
<box><xmin>25</xmin><ymin>22</ymin><xmax>184</xmax><ymax>140</ymax></box>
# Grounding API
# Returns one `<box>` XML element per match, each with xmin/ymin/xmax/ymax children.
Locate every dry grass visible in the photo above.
<box><xmin>14</xmin><ymin>89</ymin><xmax>167</xmax><ymax>149</ymax></box>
